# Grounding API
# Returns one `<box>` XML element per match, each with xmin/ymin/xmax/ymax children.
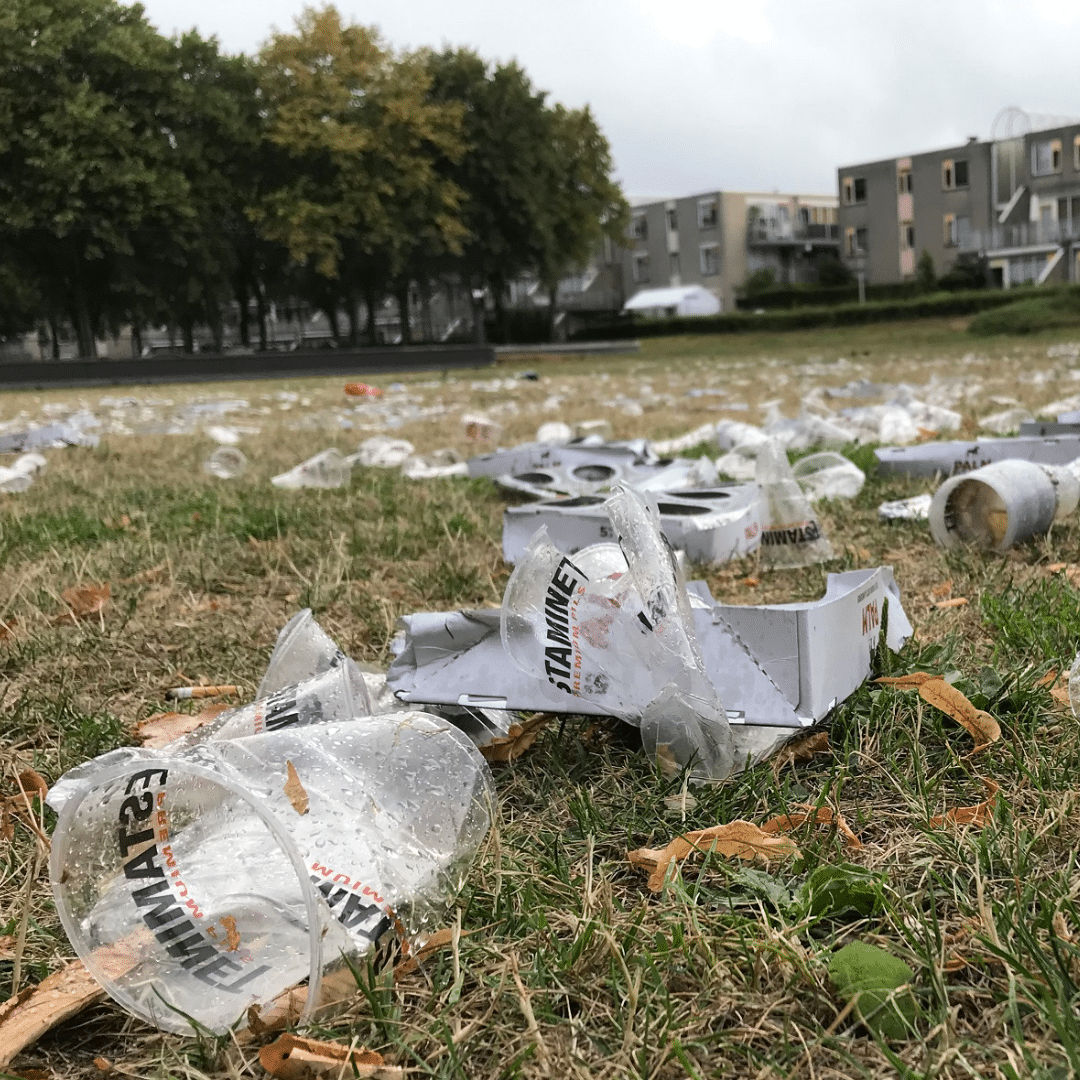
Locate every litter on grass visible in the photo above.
<box><xmin>271</xmin><ymin>448</ymin><xmax>349</xmax><ymax>489</ymax></box>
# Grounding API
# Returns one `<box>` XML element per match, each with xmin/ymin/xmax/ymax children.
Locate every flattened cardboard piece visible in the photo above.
<box><xmin>502</xmin><ymin>485</ymin><xmax>761</xmax><ymax>565</ymax></box>
<box><xmin>875</xmin><ymin>435</ymin><xmax>1080</xmax><ymax>478</ymax></box>
<box><xmin>387</xmin><ymin>567</ymin><xmax>911</xmax><ymax>732</ymax></box>
<box><xmin>707</xmin><ymin>567</ymin><xmax>912</xmax><ymax>721</ymax></box>
<box><xmin>468</xmin><ymin>439</ymin><xmax>656</xmax><ymax>480</ymax></box>
<box><xmin>495</xmin><ymin>456</ymin><xmax>717</xmax><ymax>501</ymax></box>
<box><xmin>1018</xmin><ymin>420</ymin><xmax>1080</xmax><ymax>436</ymax></box>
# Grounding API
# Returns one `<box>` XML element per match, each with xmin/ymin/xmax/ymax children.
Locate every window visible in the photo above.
<box><xmin>669</xmin><ymin>252</ymin><xmax>680</xmax><ymax>280</ymax></box>
<box><xmin>955</xmin><ymin>160</ymin><xmax>969</xmax><ymax>186</ymax></box>
<box><xmin>942</xmin><ymin>160</ymin><xmax>953</xmax><ymax>188</ymax></box>
<box><xmin>798</xmin><ymin>206</ymin><xmax>810</xmax><ymax>226</ymax></box>
<box><xmin>956</xmin><ymin>215</ymin><xmax>971</xmax><ymax>247</ymax></box>
<box><xmin>844</xmin><ymin>227</ymin><xmax>855</xmax><ymax>257</ymax></box>
<box><xmin>698</xmin><ymin>198</ymin><xmax>718</xmax><ymax>229</ymax></box>
<box><xmin>633</xmin><ymin>254</ymin><xmax>650</xmax><ymax>283</ymax></box>
<box><xmin>1075</xmin><ymin>135</ymin><xmax>1080</xmax><ymax>171</ymax></box>
<box><xmin>943</xmin><ymin>213</ymin><xmax>957</xmax><ymax>247</ymax></box>
<box><xmin>855</xmin><ymin>227</ymin><xmax>868</xmax><ymax>253</ymax></box>
<box><xmin>666</xmin><ymin>208</ymin><xmax>678</xmax><ymax>232</ymax></box>
<box><xmin>843</xmin><ymin>177</ymin><xmax>853</xmax><ymax>203</ymax></box>
<box><xmin>898</xmin><ymin>167</ymin><xmax>912</xmax><ymax>194</ymax></box>
<box><xmin>631</xmin><ymin>213</ymin><xmax>648</xmax><ymax>242</ymax></box>
<box><xmin>700</xmin><ymin>244</ymin><xmax>720</xmax><ymax>276</ymax></box>
<box><xmin>1033</xmin><ymin>138</ymin><xmax>1063</xmax><ymax>176</ymax></box>
<box><xmin>845</xmin><ymin>227</ymin><xmax>868</xmax><ymax>255</ymax></box>
<box><xmin>853</xmin><ymin>178</ymin><xmax>867</xmax><ymax>202</ymax></box>
<box><xmin>900</xmin><ymin>222</ymin><xmax>914</xmax><ymax>251</ymax></box>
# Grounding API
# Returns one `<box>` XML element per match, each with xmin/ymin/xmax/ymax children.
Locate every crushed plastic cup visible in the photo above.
<box><xmin>0</xmin><ymin>466</ymin><xmax>33</xmax><ymax>493</ymax></box>
<box><xmin>792</xmin><ymin>452</ymin><xmax>866</xmax><ymax>501</ymax></box>
<box><xmin>500</xmin><ymin>485</ymin><xmax>734</xmax><ymax>781</ymax></box>
<box><xmin>1070</xmin><ymin>651</ymin><xmax>1080</xmax><ymax>718</ymax></box>
<box><xmin>271</xmin><ymin>449</ymin><xmax>348</xmax><ymax>490</ymax></box>
<box><xmin>928</xmin><ymin>459</ymin><xmax>1079</xmax><ymax>551</ymax></box>
<box><xmin>755</xmin><ymin>440</ymin><xmax>834</xmax><ymax>568</ymax></box>
<box><xmin>12</xmin><ymin>452</ymin><xmax>47</xmax><ymax>477</ymax></box>
<box><xmin>878</xmin><ymin>494</ymin><xmax>932</xmax><ymax>521</ymax></box>
<box><xmin>573</xmin><ymin>419</ymin><xmax>614</xmax><ymax>441</ymax></box>
<box><xmin>349</xmin><ymin>436</ymin><xmax>415</xmax><ymax>469</ymax></box>
<box><xmin>535</xmin><ymin>421</ymin><xmax>573</xmax><ymax>445</ymax></box>
<box><xmin>462</xmin><ymin>414</ymin><xmax>501</xmax><ymax>442</ymax></box>
<box><xmin>257</xmin><ymin>609</ymin><xmax>348</xmax><ymax>700</ymax></box>
<box><xmin>48</xmin><ymin>712</ymin><xmax>493</xmax><ymax>1034</ymax></box>
<box><xmin>203</xmin><ymin>447</ymin><xmax>248</xmax><ymax>479</ymax></box>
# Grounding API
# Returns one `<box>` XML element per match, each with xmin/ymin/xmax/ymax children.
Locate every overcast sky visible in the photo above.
<box><xmin>132</xmin><ymin>0</ymin><xmax>1080</xmax><ymax>201</ymax></box>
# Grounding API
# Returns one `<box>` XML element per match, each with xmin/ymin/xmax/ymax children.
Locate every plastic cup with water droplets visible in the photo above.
<box><xmin>203</xmin><ymin>446</ymin><xmax>248</xmax><ymax>479</ymax></box>
<box><xmin>48</xmin><ymin>712</ymin><xmax>493</xmax><ymax>1034</ymax></box>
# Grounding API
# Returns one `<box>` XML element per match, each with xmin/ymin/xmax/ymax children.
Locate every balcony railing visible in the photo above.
<box><xmin>960</xmin><ymin>220</ymin><xmax>1080</xmax><ymax>252</ymax></box>
<box><xmin>747</xmin><ymin>222</ymin><xmax>839</xmax><ymax>245</ymax></box>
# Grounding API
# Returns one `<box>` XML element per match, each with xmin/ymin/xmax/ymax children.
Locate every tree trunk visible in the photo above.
<box><xmin>324</xmin><ymin>303</ymin><xmax>341</xmax><ymax>345</ymax></box>
<box><xmin>48</xmin><ymin>316</ymin><xmax>61</xmax><ymax>359</ymax></box>
<box><xmin>71</xmin><ymin>275</ymin><xmax>97</xmax><ymax>358</ymax></box>
<box><xmin>395</xmin><ymin>282</ymin><xmax>412</xmax><ymax>344</ymax></box>
<box><xmin>345</xmin><ymin>291</ymin><xmax>359</xmax><ymax>347</ymax></box>
<box><xmin>131</xmin><ymin>324</ymin><xmax>143</xmax><ymax>358</ymax></box>
<box><xmin>234</xmin><ymin>281</ymin><xmax>251</xmax><ymax>347</ymax></box>
<box><xmin>181</xmin><ymin>317</ymin><xmax>195</xmax><ymax>354</ymax></box>
<box><xmin>363</xmin><ymin>282</ymin><xmax>379</xmax><ymax>346</ymax></box>
<box><xmin>419</xmin><ymin>280</ymin><xmax>433</xmax><ymax>342</ymax></box>
<box><xmin>256</xmin><ymin>288</ymin><xmax>268</xmax><ymax>350</ymax></box>
<box><xmin>548</xmin><ymin>285</ymin><xmax>559</xmax><ymax>342</ymax></box>
<box><xmin>471</xmin><ymin>291</ymin><xmax>486</xmax><ymax>344</ymax></box>
<box><xmin>492</xmin><ymin>283</ymin><xmax>508</xmax><ymax>345</ymax></box>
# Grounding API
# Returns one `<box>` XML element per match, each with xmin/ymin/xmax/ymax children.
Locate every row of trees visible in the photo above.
<box><xmin>0</xmin><ymin>1</ymin><xmax>628</xmax><ymax>356</ymax></box>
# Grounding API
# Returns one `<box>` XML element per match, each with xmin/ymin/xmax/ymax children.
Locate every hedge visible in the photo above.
<box><xmin>570</xmin><ymin>287</ymin><xmax>1054</xmax><ymax>342</ymax></box>
<box><xmin>733</xmin><ymin>281</ymin><xmax>922</xmax><ymax>311</ymax></box>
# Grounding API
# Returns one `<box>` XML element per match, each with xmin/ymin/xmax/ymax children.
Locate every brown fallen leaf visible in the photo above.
<box><xmin>259</xmin><ymin>1034</ymin><xmax>403</xmax><ymax>1080</ymax></box>
<box><xmin>628</xmin><ymin>821</ymin><xmax>800</xmax><ymax>892</ymax></box>
<box><xmin>741</xmin><ymin>575</ymin><xmax>760</xmax><ymax>587</ymax></box>
<box><xmin>761</xmin><ymin>804</ymin><xmax>863</xmax><ymax>848</ymax></box>
<box><xmin>930</xmin><ymin>580</ymin><xmax>953</xmax><ymax>601</ymax></box>
<box><xmin>0</xmin><ymin>961</ymin><xmax>106</xmax><ymax>1068</ymax></box>
<box><xmin>1051</xmin><ymin>684</ymin><xmax>1072</xmax><ymax>708</ymax></box>
<box><xmin>53</xmin><ymin>583</ymin><xmax>110</xmax><ymax>625</ymax></box>
<box><xmin>93</xmin><ymin>1058</ymin><xmax>111</xmax><ymax>1073</ymax></box>
<box><xmin>15</xmin><ymin>1067</ymin><xmax>51</xmax><ymax>1080</ymax></box>
<box><xmin>876</xmin><ymin>672</ymin><xmax>1001</xmax><ymax>752</ymax></box>
<box><xmin>771</xmin><ymin>731</ymin><xmax>830</xmax><ymax>774</ymax></box>
<box><xmin>119</xmin><ymin>561</ymin><xmax>169</xmax><ymax>586</ymax></box>
<box><xmin>393</xmin><ymin>927</ymin><xmax>457</xmax><ymax>981</ymax></box>
<box><xmin>929</xmin><ymin>779</ymin><xmax>1000</xmax><ymax>828</ymax></box>
<box><xmin>934</xmin><ymin>597</ymin><xmax>969</xmax><ymax>610</ymax></box>
<box><xmin>220</xmin><ymin>915</ymin><xmax>241</xmax><ymax>952</ymax></box>
<box><xmin>284</xmin><ymin>761</ymin><xmax>309</xmax><ymax>814</ymax></box>
<box><xmin>1035</xmin><ymin>669</ymin><xmax>1059</xmax><ymax>689</ymax></box>
<box><xmin>479</xmin><ymin>714</ymin><xmax>551</xmax><ymax>764</ymax></box>
<box><xmin>136</xmin><ymin>703</ymin><xmax>229</xmax><ymax>749</ymax></box>
<box><xmin>1047</xmin><ymin>561</ymin><xmax>1069</xmax><ymax>573</ymax></box>
<box><xmin>2</xmin><ymin>770</ymin><xmax>49</xmax><ymax>843</ymax></box>
<box><xmin>0</xmin><ymin>617</ymin><xmax>17</xmax><ymax>642</ymax></box>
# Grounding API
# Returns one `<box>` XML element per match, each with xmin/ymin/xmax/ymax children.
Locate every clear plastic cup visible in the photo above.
<box><xmin>49</xmin><ymin>713</ymin><xmax>494</xmax><ymax>1034</ymax></box>
<box><xmin>257</xmin><ymin>609</ymin><xmax>347</xmax><ymax>700</ymax></box>
<box><xmin>204</xmin><ymin>447</ymin><xmax>248</xmax><ymax>479</ymax></box>
<box><xmin>271</xmin><ymin>449</ymin><xmax>349</xmax><ymax>489</ymax></box>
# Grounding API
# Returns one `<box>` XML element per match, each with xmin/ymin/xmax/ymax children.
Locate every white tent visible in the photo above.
<box><xmin>623</xmin><ymin>285</ymin><xmax>721</xmax><ymax>318</ymax></box>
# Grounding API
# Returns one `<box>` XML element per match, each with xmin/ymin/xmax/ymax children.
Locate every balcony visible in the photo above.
<box><xmin>747</xmin><ymin>222</ymin><xmax>840</xmax><ymax>246</ymax></box>
<box><xmin>960</xmin><ymin>220</ymin><xmax>1080</xmax><ymax>253</ymax></box>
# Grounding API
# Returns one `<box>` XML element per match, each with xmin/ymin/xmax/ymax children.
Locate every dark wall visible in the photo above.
<box><xmin>0</xmin><ymin>344</ymin><xmax>495</xmax><ymax>390</ymax></box>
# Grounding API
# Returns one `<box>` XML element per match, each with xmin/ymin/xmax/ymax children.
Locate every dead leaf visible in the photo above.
<box><xmin>876</xmin><ymin>672</ymin><xmax>1001</xmax><ymax>752</ymax></box>
<box><xmin>761</xmin><ymin>804</ymin><xmax>863</xmax><ymax>848</ymax></box>
<box><xmin>741</xmin><ymin>575</ymin><xmax>760</xmax><ymax>587</ymax></box>
<box><xmin>942</xmin><ymin>956</ymin><xmax>968</xmax><ymax>972</ymax></box>
<box><xmin>0</xmin><ymin>937</ymin><xmax>16</xmax><ymax>960</ymax></box>
<box><xmin>2</xmin><ymin>770</ymin><xmax>48</xmax><ymax>843</ymax></box>
<box><xmin>259</xmin><ymin>1034</ymin><xmax>402</xmax><ymax>1080</ymax></box>
<box><xmin>1035</xmin><ymin>669</ymin><xmax>1059</xmax><ymax>689</ymax></box>
<box><xmin>14</xmin><ymin>1068</ymin><xmax>51</xmax><ymax>1080</ymax></box>
<box><xmin>934</xmin><ymin>597</ymin><xmax>969</xmax><ymax>610</ymax></box>
<box><xmin>1051</xmin><ymin>684</ymin><xmax>1072</xmax><ymax>708</ymax></box>
<box><xmin>220</xmin><ymin>915</ymin><xmax>241</xmax><ymax>952</ymax></box>
<box><xmin>119</xmin><ymin>561</ymin><xmax>168</xmax><ymax>586</ymax></box>
<box><xmin>136</xmin><ymin>703</ymin><xmax>228</xmax><ymax>749</ymax></box>
<box><xmin>771</xmin><ymin>731</ymin><xmax>830</xmax><ymax>773</ymax></box>
<box><xmin>930</xmin><ymin>580</ymin><xmax>953</xmax><ymax>601</ymax></box>
<box><xmin>929</xmin><ymin>779</ymin><xmax>999</xmax><ymax>828</ymax></box>
<box><xmin>394</xmin><ymin>928</ymin><xmax>457</xmax><ymax>981</ymax></box>
<box><xmin>53</xmin><ymin>583</ymin><xmax>110</xmax><ymax>625</ymax></box>
<box><xmin>0</xmin><ymin>961</ymin><xmax>106</xmax><ymax>1068</ymax></box>
<box><xmin>1047</xmin><ymin>562</ymin><xmax>1069</xmax><ymax>573</ymax></box>
<box><xmin>479</xmin><ymin>713</ymin><xmax>551</xmax><ymax>763</ymax></box>
<box><xmin>284</xmin><ymin>761</ymin><xmax>309</xmax><ymax>814</ymax></box>
<box><xmin>628</xmin><ymin>821</ymin><xmax>800</xmax><ymax>892</ymax></box>
<box><xmin>93</xmin><ymin>1059</ymin><xmax>112</xmax><ymax>1073</ymax></box>
<box><xmin>0</xmin><ymin>617</ymin><xmax>17</xmax><ymax>642</ymax></box>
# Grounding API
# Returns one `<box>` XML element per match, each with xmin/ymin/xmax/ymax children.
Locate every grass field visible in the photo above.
<box><xmin>4</xmin><ymin>319</ymin><xmax>1080</xmax><ymax>1079</ymax></box>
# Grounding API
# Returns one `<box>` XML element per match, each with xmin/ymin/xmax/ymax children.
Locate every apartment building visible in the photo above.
<box><xmin>622</xmin><ymin>190</ymin><xmax>840</xmax><ymax>312</ymax></box>
<box><xmin>838</xmin><ymin>112</ymin><xmax>1080</xmax><ymax>288</ymax></box>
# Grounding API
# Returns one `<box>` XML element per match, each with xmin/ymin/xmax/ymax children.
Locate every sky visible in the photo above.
<box><xmin>132</xmin><ymin>0</ymin><xmax>1080</xmax><ymax>201</ymax></box>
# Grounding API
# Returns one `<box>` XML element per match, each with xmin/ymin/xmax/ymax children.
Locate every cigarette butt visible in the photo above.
<box><xmin>166</xmin><ymin>685</ymin><xmax>240</xmax><ymax>700</ymax></box>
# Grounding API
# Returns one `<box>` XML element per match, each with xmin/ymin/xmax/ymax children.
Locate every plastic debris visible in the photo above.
<box><xmin>791</xmin><ymin>452</ymin><xmax>866</xmax><ymax>501</ymax></box>
<box><xmin>205</xmin><ymin>425</ymin><xmax>242</xmax><ymax>445</ymax></box>
<box><xmin>0</xmin><ymin>421</ymin><xmax>98</xmax><ymax>453</ymax></box>
<box><xmin>349</xmin><ymin>436</ymin><xmax>415</xmax><ymax>469</ymax></box>
<box><xmin>535</xmin><ymin>421</ymin><xmax>573</xmax><ymax>445</ymax></box>
<box><xmin>651</xmin><ymin>423</ymin><xmax>718</xmax><ymax>456</ymax></box>
<box><xmin>203</xmin><ymin>446</ymin><xmax>248</xmax><ymax>479</ymax></box>
<box><xmin>979</xmin><ymin>408</ymin><xmax>1034</xmax><ymax>435</ymax></box>
<box><xmin>47</xmin><ymin>711</ymin><xmax>492</xmax><ymax>1034</ymax></box>
<box><xmin>462</xmin><ymin>414</ymin><xmax>500</xmax><ymax>442</ymax></box>
<box><xmin>12</xmin><ymin>452</ymin><xmax>47</xmax><ymax>476</ymax></box>
<box><xmin>501</xmin><ymin>484</ymin><xmax>761</xmax><ymax>565</ymax></box>
<box><xmin>573</xmin><ymin>419</ymin><xmax>614</xmax><ymax>441</ymax></box>
<box><xmin>501</xmin><ymin>486</ymin><xmax>735</xmax><ymax>781</ymax></box>
<box><xmin>0</xmin><ymin>466</ymin><xmax>33</xmax><ymax>493</ymax></box>
<box><xmin>1070</xmin><ymin>651</ymin><xmax>1080</xmax><ymax>718</ymax></box>
<box><xmin>878</xmin><ymin>494</ymin><xmax>932</xmax><ymax>521</ymax></box>
<box><xmin>344</xmin><ymin>383</ymin><xmax>383</xmax><ymax>397</ymax></box>
<box><xmin>257</xmin><ymin>609</ymin><xmax>348</xmax><ymax>699</ymax></box>
<box><xmin>875</xmin><ymin>434</ymin><xmax>1080</xmax><ymax>478</ymax></box>
<box><xmin>755</xmin><ymin>441</ymin><xmax>834</xmax><ymax>568</ymax></box>
<box><xmin>928</xmin><ymin>459</ymin><xmax>1080</xmax><ymax>551</ymax></box>
<box><xmin>271</xmin><ymin>449</ymin><xmax>349</xmax><ymax>489</ymax></box>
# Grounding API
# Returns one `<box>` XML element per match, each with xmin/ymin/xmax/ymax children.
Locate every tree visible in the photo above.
<box><xmin>255</xmin><ymin>6</ymin><xmax>465</xmax><ymax>345</ymax></box>
<box><xmin>534</xmin><ymin>104</ymin><xmax>628</xmax><ymax>337</ymax></box>
<box><xmin>742</xmin><ymin>268</ymin><xmax>777</xmax><ymax>297</ymax></box>
<box><xmin>0</xmin><ymin>0</ymin><xmax>193</xmax><ymax>356</ymax></box>
<box><xmin>915</xmin><ymin>249</ymin><xmax>937</xmax><ymax>293</ymax></box>
<box><xmin>814</xmin><ymin>251</ymin><xmax>854</xmax><ymax>288</ymax></box>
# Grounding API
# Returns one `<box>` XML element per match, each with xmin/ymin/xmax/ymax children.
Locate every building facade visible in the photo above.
<box><xmin>838</xmin><ymin>116</ymin><xmax>1080</xmax><ymax>288</ymax></box>
<box><xmin>621</xmin><ymin>190</ymin><xmax>839</xmax><ymax>312</ymax></box>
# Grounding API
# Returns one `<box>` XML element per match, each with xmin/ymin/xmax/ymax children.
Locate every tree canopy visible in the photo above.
<box><xmin>0</xmin><ymin>1</ymin><xmax>627</xmax><ymax>354</ymax></box>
